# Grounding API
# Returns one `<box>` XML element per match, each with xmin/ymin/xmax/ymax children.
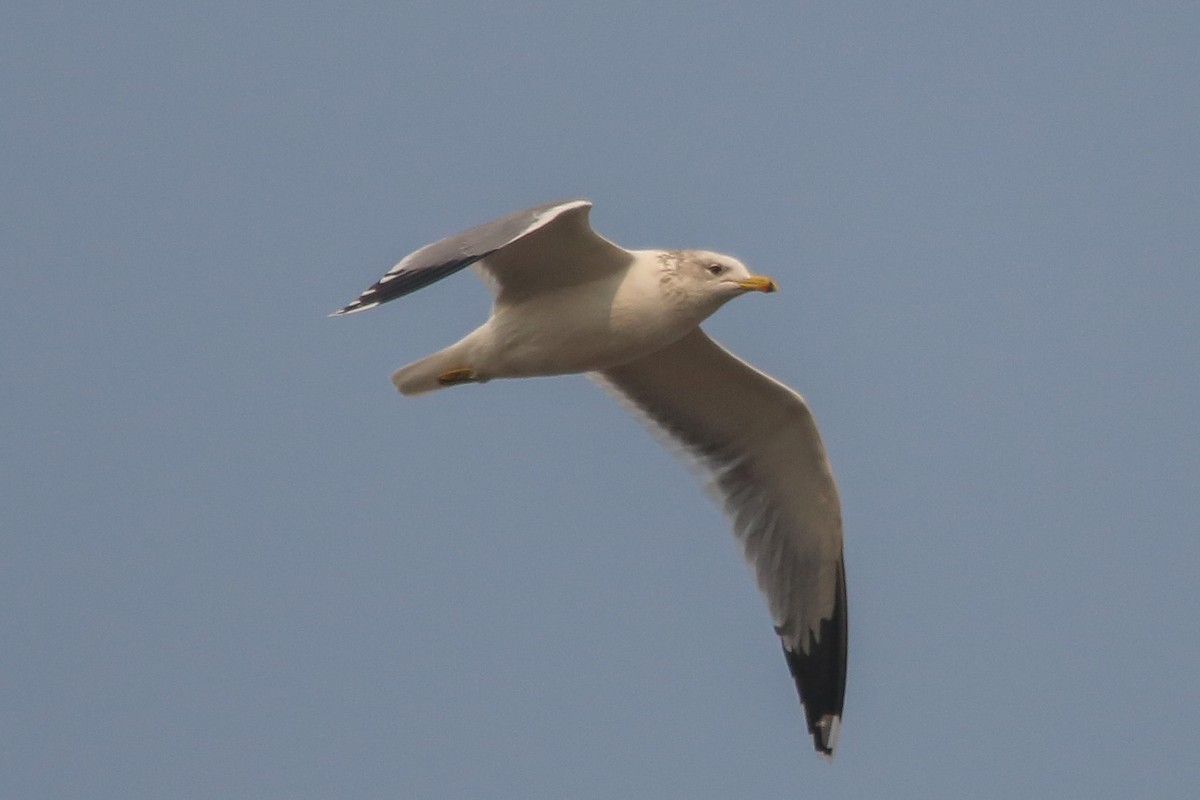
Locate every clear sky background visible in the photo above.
<box><xmin>4</xmin><ymin>2</ymin><xmax>1198</xmax><ymax>798</ymax></box>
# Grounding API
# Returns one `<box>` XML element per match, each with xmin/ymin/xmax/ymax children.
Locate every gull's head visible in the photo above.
<box><xmin>664</xmin><ymin>250</ymin><xmax>777</xmax><ymax>312</ymax></box>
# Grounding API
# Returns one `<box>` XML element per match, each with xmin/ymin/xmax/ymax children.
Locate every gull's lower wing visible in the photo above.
<box><xmin>593</xmin><ymin>328</ymin><xmax>847</xmax><ymax>757</ymax></box>
<box><xmin>331</xmin><ymin>199</ymin><xmax>605</xmax><ymax>316</ymax></box>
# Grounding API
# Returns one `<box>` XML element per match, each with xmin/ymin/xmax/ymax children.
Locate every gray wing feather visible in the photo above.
<box><xmin>331</xmin><ymin>199</ymin><xmax>596</xmax><ymax>316</ymax></box>
<box><xmin>593</xmin><ymin>328</ymin><xmax>847</xmax><ymax>756</ymax></box>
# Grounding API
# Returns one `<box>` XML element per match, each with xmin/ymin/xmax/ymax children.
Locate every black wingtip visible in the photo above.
<box><xmin>329</xmin><ymin>299</ymin><xmax>379</xmax><ymax>317</ymax></box>
<box><xmin>781</xmin><ymin>559</ymin><xmax>848</xmax><ymax>757</ymax></box>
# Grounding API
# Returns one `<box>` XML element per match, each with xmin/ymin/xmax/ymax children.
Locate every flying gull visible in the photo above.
<box><xmin>333</xmin><ymin>200</ymin><xmax>847</xmax><ymax>758</ymax></box>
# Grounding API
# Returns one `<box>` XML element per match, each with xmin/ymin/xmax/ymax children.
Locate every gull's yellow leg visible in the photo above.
<box><xmin>437</xmin><ymin>367</ymin><xmax>478</xmax><ymax>386</ymax></box>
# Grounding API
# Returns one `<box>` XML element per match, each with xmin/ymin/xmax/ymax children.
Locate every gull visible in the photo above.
<box><xmin>333</xmin><ymin>199</ymin><xmax>847</xmax><ymax>758</ymax></box>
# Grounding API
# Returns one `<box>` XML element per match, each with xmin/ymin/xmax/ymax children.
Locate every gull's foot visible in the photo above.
<box><xmin>437</xmin><ymin>367</ymin><xmax>479</xmax><ymax>386</ymax></box>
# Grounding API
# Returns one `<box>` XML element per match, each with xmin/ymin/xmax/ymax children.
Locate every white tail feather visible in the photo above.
<box><xmin>390</xmin><ymin>343</ymin><xmax>471</xmax><ymax>396</ymax></box>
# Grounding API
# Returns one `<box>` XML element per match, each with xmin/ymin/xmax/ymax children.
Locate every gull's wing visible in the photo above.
<box><xmin>593</xmin><ymin>328</ymin><xmax>847</xmax><ymax>757</ymax></box>
<box><xmin>331</xmin><ymin>199</ymin><xmax>630</xmax><ymax>315</ymax></box>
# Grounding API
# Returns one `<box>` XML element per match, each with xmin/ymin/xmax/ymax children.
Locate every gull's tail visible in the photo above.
<box><xmin>390</xmin><ymin>342</ymin><xmax>473</xmax><ymax>396</ymax></box>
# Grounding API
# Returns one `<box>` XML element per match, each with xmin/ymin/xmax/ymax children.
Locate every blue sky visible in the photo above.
<box><xmin>3</xmin><ymin>2</ymin><xmax>1198</xmax><ymax>797</ymax></box>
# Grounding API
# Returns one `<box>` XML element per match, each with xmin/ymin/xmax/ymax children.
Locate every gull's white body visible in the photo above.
<box><xmin>334</xmin><ymin>200</ymin><xmax>847</xmax><ymax>759</ymax></box>
<box><xmin>395</xmin><ymin>249</ymin><xmax>733</xmax><ymax>393</ymax></box>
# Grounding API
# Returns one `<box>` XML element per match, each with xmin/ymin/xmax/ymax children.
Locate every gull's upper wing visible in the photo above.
<box><xmin>593</xmin><ymin>328</ymin><xmax>847</xmax><ymax>757</ymax></box>
<box><xmin>332</xmin><ymin>199</ymin><xmax>630</xmax><ymax>315</ymax></box>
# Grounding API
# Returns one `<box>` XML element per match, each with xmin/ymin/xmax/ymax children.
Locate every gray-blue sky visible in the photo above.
<box><xmin>3</xmin><ymin>2</ymin><xmax>1198</xmax><ymax>797</ymax></box>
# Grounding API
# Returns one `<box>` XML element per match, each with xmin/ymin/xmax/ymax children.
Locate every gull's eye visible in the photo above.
<box><xmin>706</xmin><ymin>263</ymin><xmax>725</xmax><ymax>276</ymax></box>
